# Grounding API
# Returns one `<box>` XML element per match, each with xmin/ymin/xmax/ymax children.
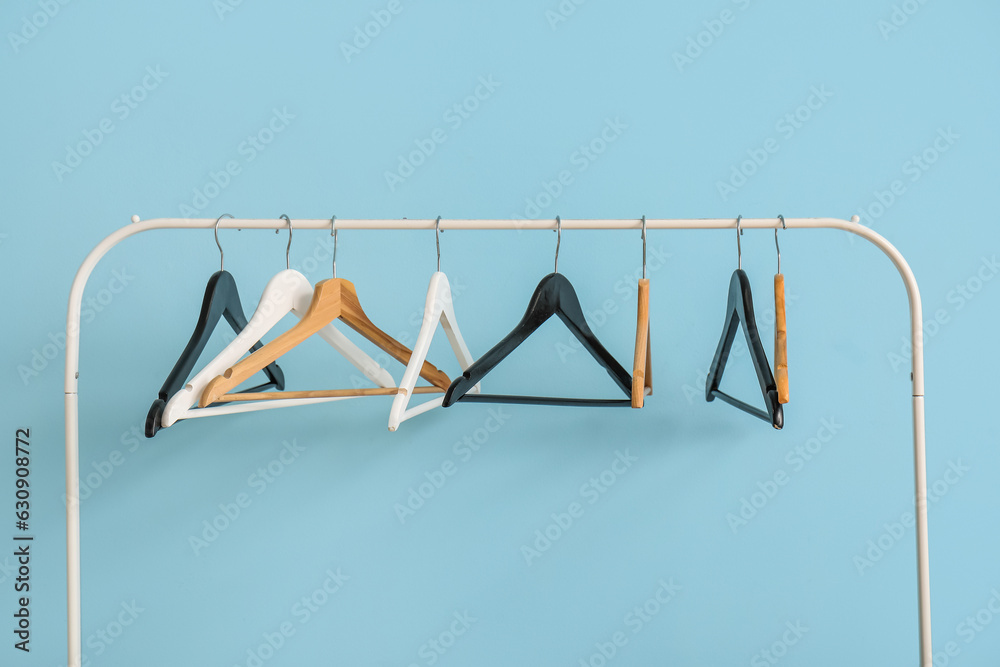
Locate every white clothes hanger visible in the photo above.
<box><xmin>161</xmin><ymin>218</ymin><xmax>396</xmax><ymax>427</ymax></box>
<box><xmin>388</xmin><ymin>218</ymin><xmax>480</xmax><ymax>431</ymax></box>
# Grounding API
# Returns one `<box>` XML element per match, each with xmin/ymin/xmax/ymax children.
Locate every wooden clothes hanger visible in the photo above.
<box><xmin>161</xmin><ymin>217</ymin><xmax>399</xmax><ymax>428</ymax></box>
<box><xmin>199</xmin><ymin>217</ymin><xmax>451</xmax><ymax>407</ymax></box>
<box><xmin>705</xmin><ymin>216</ymin><xmax>783</xmax><ymax>429</ymax></box>
<box><xmin>631</xmin><ymin>217</ymin><xmax>653</xmax><ymax>408</ymax></box>
<box><xmin>442</xmin><ymin>217</ymin><xmax>648</xmax><ymax>408</ymax></box>
<box><xmin>388</xmin><ymin>219</ymin><xmax>481</xmax><ymax>431</ymax></box>
<box><xmin>145</xmin><ymin>215</ymin><xmax>284</xmax><ymax>438</ymax></box>
<box><xmin>632</xmin><ymin>279</ymin><xmax>653</xmax><ymax>408</ymax></box>
<box><xmin>774</xmin><ymin>216</ymin><xmax>789</xmax><ymax>405</ymax></box>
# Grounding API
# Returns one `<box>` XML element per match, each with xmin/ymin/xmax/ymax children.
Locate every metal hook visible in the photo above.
<box><xmin>330</xmin><ymin>216</ymin><xmax>338</xmax><ymax>279</ymax></box>
<box><xmin>775</xmin><ymin>214</ymin><xmax>786</xmax><ymax>274</ymax></box>
<box><xmin>435</xmin><ymin>216</ymin><xmax>442</xmax><ymax>272</ymax></box>
<box><xmin>735</xmin><ymin>215</ymin><xmax>743</xmax><ymax>270</ymax></box>
<box><xmin>279</xmin><ymin>215</ymin><xmax>292</xmax><ymax>270</ymax></box>
<box><xmin>554</xmin><ymin>216</ymin><xmax>562</xmax><ymax>273</ymax></box>
<box><xmin>213</xmin><ymin>213</ymin><xmax>234</xmax><ymax>271</ymax></box>
<box><xmin>641</xmin><ymin>216</ymin><xmax>647</xmax><ymax>279</ymax></box>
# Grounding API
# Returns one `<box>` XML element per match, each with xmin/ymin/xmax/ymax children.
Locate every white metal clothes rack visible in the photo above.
<box><xmin>63</xmin><ymin>216</ymin><xmax>932</xmax><ymax>666</ymax></box>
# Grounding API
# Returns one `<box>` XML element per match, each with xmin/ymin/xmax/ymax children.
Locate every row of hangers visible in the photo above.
<box><xmin>145</xmin><ymin>215</ymin><xmax>789</xmax><ymax>437</ymax></box>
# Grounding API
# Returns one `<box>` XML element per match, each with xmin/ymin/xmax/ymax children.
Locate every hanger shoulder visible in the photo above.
<box><xmin>435</xmin><ymin>275</ymin><xmax>477</xmax><ymax>372</ymax></box>
<box><xmin>157</xmin><ymin>271</ymin><xmax>229</xmax><ymax>400</ymax></box>
<box><xmin>214</xmin><ymin>271</ymin><xmax>286</xmax><ymax>393</ymax></box>
<box><xmin>217</xmin><ymin>271</ymin><xmax>253</xmax><ymax>334</ymax></box>
<box><xmin>549</xmin><ymin>273</ymin><xmax>632</xmax><ymax>396</ymax></box>
<box><xmin>442</xmin><ymin>274</ymin><xmax>560</xmax><ymax>406</ymax></box>
<box><xmin>279</xmin><ymin>274</ymin><xmax>394</xmax><ymax>388</ymax></box>
<box><xmin>389</xmin><ymin>273</ymin><xmax>479</xmax><ymax>431</ymax></box>
<box><xmin>336</xmin><ymin>279</ymin><xmax>452</xmax><ymax>390</ymax></box>
<box><xmin>293</xmin><ymin>278</ymin><xmax>346</xmax><ymax>330</ymax></box>
<box><xmin>733</xmin><ymin>271</ymin><xmax>779</xmax><ymax>401</ymax></box>
<box><xmin>706</xmin><ymin>270</ymin><xmax>749</xmax><ymax>399</ymax></box>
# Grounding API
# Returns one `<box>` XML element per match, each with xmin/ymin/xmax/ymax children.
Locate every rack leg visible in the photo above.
<box><xmin>913</xmin><ymin>395</ymin><xmax>931</xmax><ymax>666</ymax></box>
<box><xmin>66</xmin><ymin>392</ymin><xmax>81</xmax><ymax>667</ymax></box>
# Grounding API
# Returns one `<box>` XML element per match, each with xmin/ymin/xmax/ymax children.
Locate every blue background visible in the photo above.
<box><xmin>1</xmin><ymin>0</ymin><xmax>998</xmax><ymax>665</ymax></box>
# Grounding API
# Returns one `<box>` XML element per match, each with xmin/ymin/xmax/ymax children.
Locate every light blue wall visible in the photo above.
<box><xmin>2</xmin><ymin>1</ymin><xmax>998</xmax><ymax>665</ymax></box>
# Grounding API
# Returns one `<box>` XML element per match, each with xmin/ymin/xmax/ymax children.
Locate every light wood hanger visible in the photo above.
<box><xmin>774</xmin><ymin>216</ymin><xmax>789</xmax><ymax>404</ymax></box>
<box><xmin>632</xmin><ymin>278</ymin><xmax>653</xmax><ymax>408</ymax></box>
<box><xmin>199</xmin><ymin>221</ymin><xmax>451</xmax><ymax>407</ymax></box>
<box><xmin>631</xmin><ymin>218</ymin><xmax>653</xmax><ymax>408</ymax></box>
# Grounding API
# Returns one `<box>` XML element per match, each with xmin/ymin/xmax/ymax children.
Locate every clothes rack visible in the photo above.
<box><xmin>63</xmin><ymin>216</ymin><xmax>931</xmax><ymax>666</ymax></box>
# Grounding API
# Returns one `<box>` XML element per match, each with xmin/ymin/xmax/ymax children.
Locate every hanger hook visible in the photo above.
<box><xmin>775</xmin><ymin>214</ymin><xmax>786</xmax><ymax>274</ymax></box>
<box><xmin>735</xmin><ymin>214</ymin><xmax>743</xmax><ymax>270</ymax></box>
<box><xmin>213</xmin><ymin>213</ymin><xmax>234</xmax><ymax>271</ymax></box>
<box><xmin>435</xmin><ymin>216</ymin><xmax>443</xmax><ymax>272</ymax></box>
<box><xmin>641</xmin><ymin>215</ymin><xmax>647</xmax><ymax>280</ymax></box>
<box><xmin>330</xmin><ymin>216</ymin><xmax>338</xmax><ymax>279</ymax></box>
<box><xmin>554</xmin><ymin>216</ymin><xmax>562</xmax><ymax>273</ymax></box>
<box><xmin>279</xmin><ymin>215</ymin><xmax>292</xmax><ymax>270</ymax></box>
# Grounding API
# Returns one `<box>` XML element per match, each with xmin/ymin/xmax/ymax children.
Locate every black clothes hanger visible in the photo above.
<box><xmin>145</xmin><ymin>216</ymin><xmax>285</xmax><ymax>437</ymax></box>
<box><xmin>443</xmin><ymin>273</ymin><xmax>632</xmax><ymax>406</ymax></box>
<box><xmin>705</xmin><ymin>216</ymin><xmax>783</xmax><ymax>429</ymax></box>
<box><xmin>443</xmin><ymin>219</ymin><xmax>633</xmax><ymax>407</ymax></box>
